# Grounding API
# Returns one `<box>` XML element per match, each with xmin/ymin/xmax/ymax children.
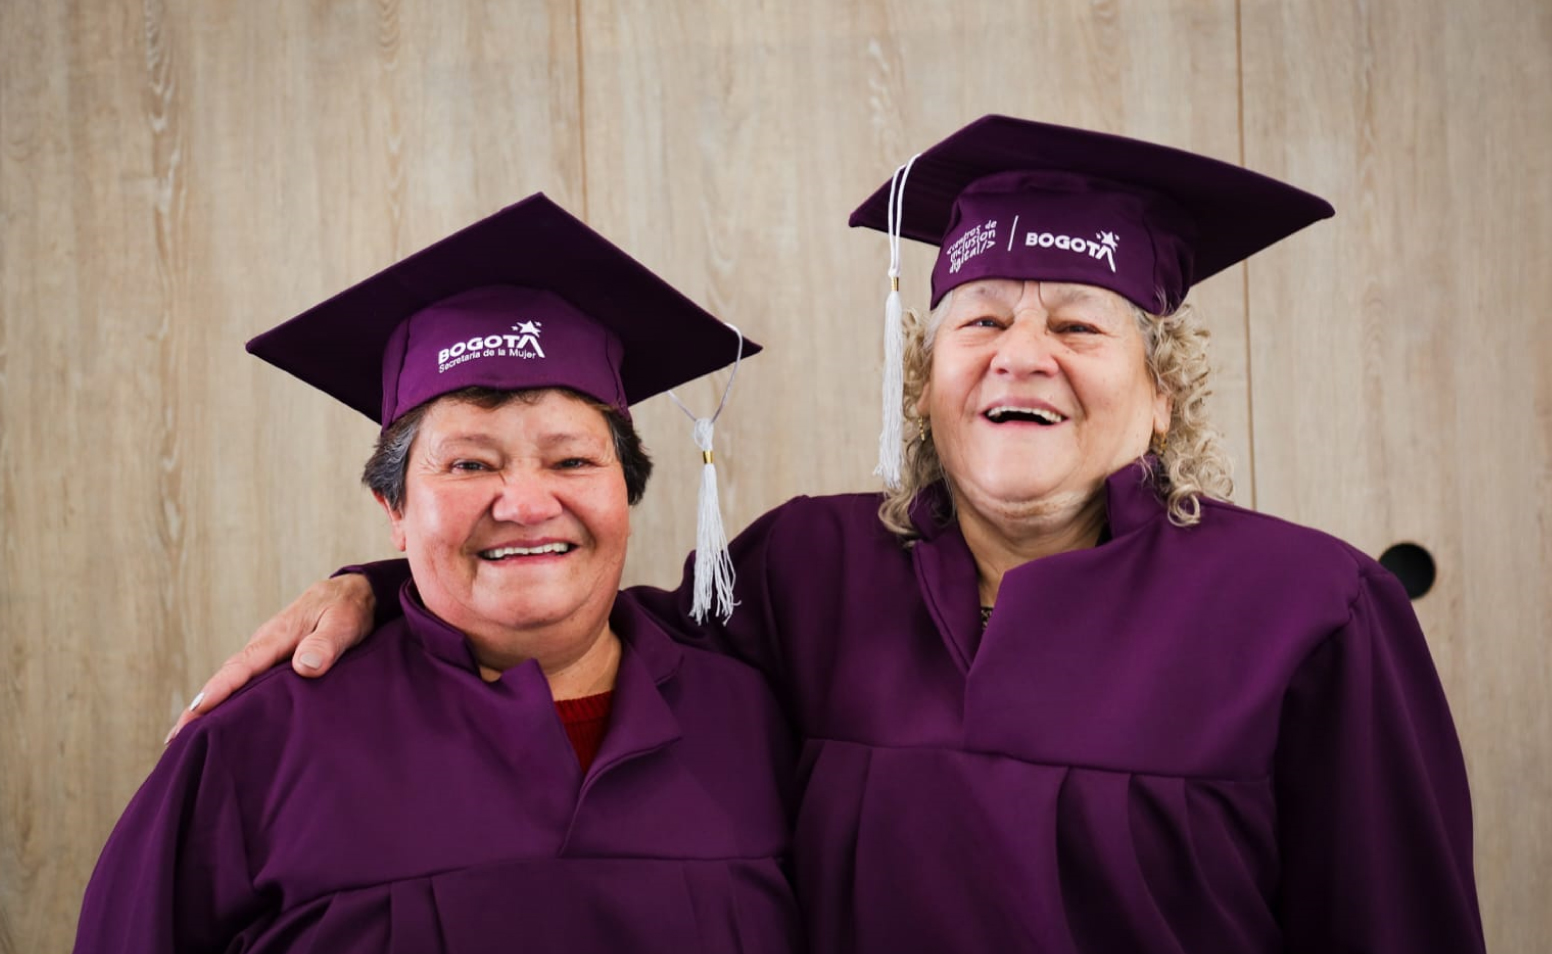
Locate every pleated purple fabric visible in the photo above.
<box><xmin>639</xmin><ymin>461</ymin><xmax>1485</xmax><ymax>953</ymax></box>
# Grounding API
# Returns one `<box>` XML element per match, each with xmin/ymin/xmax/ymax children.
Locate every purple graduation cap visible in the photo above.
<box><xmin>247</xmin><ymin>192</ymin><xmax>758</xmax><ymax>426</ymax></box>
<box><xmin>847</xmin><ymin>115</ymin><xmax>1335</xmax><ymax>484</ymax></box>
<box><xmin>247</xmin><ymin>193</ymin><xmax>757</xmax><ymax>620</ymax></box>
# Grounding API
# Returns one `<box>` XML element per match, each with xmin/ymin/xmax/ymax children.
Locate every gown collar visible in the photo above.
<box><xmin>907</xmin><ymin>457</ymin><xmax>1169</xmax><ymax>670</ymax></box>
<box><xmin>398</xmin><ymin>584</ymin><xmax>684</xmax><ymax>687</ymax></box>
<box><xmin>399</xmin><ymin>585</ymin><xmax>685</xmax><ymax>774</ymax></box>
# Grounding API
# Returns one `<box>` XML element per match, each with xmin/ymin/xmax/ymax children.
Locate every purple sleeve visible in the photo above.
<box><xmin>1274</xmin><ymin>566</ymin><xmax>1485</xmax><ymax>952</ymax></box>
<box><xmin>336</xmin><ymin>559</ymin><xmax>412</xmax><ymax>629</ymax></box>
<box><xmin>73</xmin><ymin>730</ymin><xmax>261</xmax><ymax>952</ymax></box>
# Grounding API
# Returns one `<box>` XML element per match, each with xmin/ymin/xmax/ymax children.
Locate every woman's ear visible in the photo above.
<box><xmin>374</xmin><ymin>492</ymin><xmax>408</xmax><ymax>553</ymax></box>
<box><xmin>1153</xmin><ymin>388</ymin><xmax>1173</xmax><ymax>438</ymax></box>
<box><xmin>914</xmin><ymin>380</ymin><xmax>932</xmax><ymax>418</ymax></box>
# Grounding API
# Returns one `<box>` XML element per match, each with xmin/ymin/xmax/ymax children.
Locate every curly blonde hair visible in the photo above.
<box><xmin>877</xmin><ymin>288</ymin><xmax>1234</xmax><ymax>538</ymax></box>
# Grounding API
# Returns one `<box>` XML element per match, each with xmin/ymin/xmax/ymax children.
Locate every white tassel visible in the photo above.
<box><xmin>667</xmin><ymin>325</ymin><xmax>745</xmax><ymax>623</ymax></box>
<box><xmin>875</xmin><ymin>275</ymin><xmax>905</xmax><ymax>488</ymax></box>
<box><xmin>875</xmin><ymin>153</ymin><xmax>920</xmax><ymax>490</ymax></box>
<box><xmin>688</xmin><ymin>418</ymin><xmax>735</xmax><ymax>622</ymax></box>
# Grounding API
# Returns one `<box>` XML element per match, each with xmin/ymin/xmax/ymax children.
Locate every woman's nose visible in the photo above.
<box><xmin>490</xmin><ymin>476</ymin><xmax>564</xmax><ymax>525</ymax></box>
<box><xmin>991</xmin><ymin>320</ymin><xmax>1059</xmax><ymax>376</ymax></box>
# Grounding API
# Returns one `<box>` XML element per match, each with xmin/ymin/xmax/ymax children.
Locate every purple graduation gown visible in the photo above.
<box><xmin>222</xmin><ymin>462</ymin><xmax>1485</xmax><ymax>953</ymax></box>
<box><xmin>74</xmin><ymin>589</ymin><xmax>802</xmax><ymax>953</ymax></box>
<box><xmin>639</xmin><ymin>463</ymin><xmax>1486</xmax><ymax>953</ymax></box>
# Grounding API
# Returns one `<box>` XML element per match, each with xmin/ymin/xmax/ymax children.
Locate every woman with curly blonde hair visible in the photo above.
<box><xmin>176</xmin><ymin>117</ymin><xmax>1484</xmax><ymax>954</ymax></box>
<box><xmin>879</xmin><ymin>294</ymin><xmax>1232</xmax><ymax>536</ymax></box>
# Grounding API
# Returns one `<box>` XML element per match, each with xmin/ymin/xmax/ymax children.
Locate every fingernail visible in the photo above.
<box><xmin>298</xmin><ymin>652</ymin><xmax>322</xmax><ymax>671</ymax></box>
<box><xmin>164</xmin><ymin>725</ymin><xmax>179</xmax><ymax>745</ymax></box>
<box><xmin>187</xmin><ymin>691</ymin><xmax>205</xmax><ymax>712</ymax></box>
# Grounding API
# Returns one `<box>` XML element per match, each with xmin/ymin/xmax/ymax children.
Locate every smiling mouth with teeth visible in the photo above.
<box><xmin>479</xmin><ymin>543</ymin><xmax>576</xmax><ymax>560</ymax></box>
<box><xmin>984</xmin><ymin>406</ymin><xmax>1067</xmax><ymax>425</ymax></box>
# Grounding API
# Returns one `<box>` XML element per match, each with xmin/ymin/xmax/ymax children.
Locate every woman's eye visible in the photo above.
<box><xmin>555</xmin><ymin>457</ymin><xmax>593</xmax><ymax>470</ymax></box>
<box><xmin>963</xmin><ymin>316</ymin><xmax>1003</xmax><ymax>329</ymax></box>
<box><xmin>1058</xmin><ymin>322</ymin><xmax>1099</xmax><ymax>335</ymax></box>
<box><xmin>450</xmin><ymin>460</ymin><xmax>491</xmax><ymax>473</ymax></box>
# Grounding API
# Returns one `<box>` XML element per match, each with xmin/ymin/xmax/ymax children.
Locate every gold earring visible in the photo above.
<box><xmin>1149</xmin><ymin>428</ymin><xmax>1168</xmax><ymax>457</ymax></box>
<box><xmin>917</xmin><ymin>419</ymin><xmax>932</xmax><ymax>445</ymax></box>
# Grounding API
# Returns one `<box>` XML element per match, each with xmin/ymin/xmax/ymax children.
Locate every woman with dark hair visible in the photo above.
<box><xmin>76</xmin><ymin>195</ymin><xmax>801</xmax><ymax>953</ymax></box>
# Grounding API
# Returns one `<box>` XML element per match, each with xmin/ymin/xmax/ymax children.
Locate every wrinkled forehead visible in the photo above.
<box><xmin>413</xmin><ymin>386</ymin><xmax>615</xmax><ymax>444</ymax></box>
<box><xmin>940</xmin><ymin>279</ymin><xmax>1137</xmax><ymax>318</ymax></box>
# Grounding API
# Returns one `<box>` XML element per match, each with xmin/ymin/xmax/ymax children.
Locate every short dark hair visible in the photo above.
<box><xmin>362</xmin><ymin>386</ymin><xmax>652</xmax><ymax>511</ymax></box>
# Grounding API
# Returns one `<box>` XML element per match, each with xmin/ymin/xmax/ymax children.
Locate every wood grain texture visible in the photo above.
<box><xmin>1241</xmin><ymin>0</ymin><xmax>1552</xmax><ymax>948</ymax></box>
<box><xmin>0</xmin><ymin>0</ymin><xmax>580</xmax><ymax>947</ymax></box>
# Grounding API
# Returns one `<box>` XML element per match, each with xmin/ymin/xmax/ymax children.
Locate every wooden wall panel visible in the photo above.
<box><xmin>577</xmin><ymin>0</ymin><xmax>1253</xmax><ymax>588</ymax></box>
<box><xmin>0</xmin><ymin>1</ymin><xmax>581</xmax><ymax>948</ymax></box>
<box><xmin>1241</xmin><ymin>0</ymin><xmax>1552</xmax><ymax>949</ymax></box>
<box><xmin>3</xmin><ymin>0</ymin><xmax>1543</xmax><ymax>949</ymax></box>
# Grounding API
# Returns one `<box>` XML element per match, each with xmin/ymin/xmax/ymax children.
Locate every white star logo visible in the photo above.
<box><xmin>1097</xmin><ymin>231</ymin><xmax>1119</xmax><ymax>250</ymax></box>
<box><xmin>509</xmin><ymin>320</ymin><xmax>546</xmax><ymax>358</ymax></box>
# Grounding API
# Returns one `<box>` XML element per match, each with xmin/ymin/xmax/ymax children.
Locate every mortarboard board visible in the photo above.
<box><xmin>848</xmin><ymin>114</ymin><xmax>1334</xmax><ymax>316</ymax></box>
<box><xmin>246</xmin><ymin>192</ymin><xmax>759</xmax><ymax>426</ymax></box>
<box><xmin>847</xmin><ymin>115</ymin><xmax>1335</xmax><ymax>486</ymax></box>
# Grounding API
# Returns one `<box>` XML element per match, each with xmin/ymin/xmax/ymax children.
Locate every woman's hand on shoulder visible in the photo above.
<box><xmin>166</xmin><ymin>573</ymin><xmax>377</xmax><ymax>743</ymax></box>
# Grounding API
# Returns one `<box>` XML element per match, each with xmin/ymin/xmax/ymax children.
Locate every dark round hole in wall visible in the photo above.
<box><xmin>1379</xmin><ymin>542</ymin><xmax>1436</xmax><ymax>600</ymax></box>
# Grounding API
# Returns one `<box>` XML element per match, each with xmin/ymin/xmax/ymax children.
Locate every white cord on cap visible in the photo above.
<box><xmin>666</xmin><ymin>325</ymin><xmax>745</xmax><ymax>622</ymax></box>
<box><xmin>876</xmin><ymin>153</ymin><xmax>921</xmax><ymax>489</ymax></box>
